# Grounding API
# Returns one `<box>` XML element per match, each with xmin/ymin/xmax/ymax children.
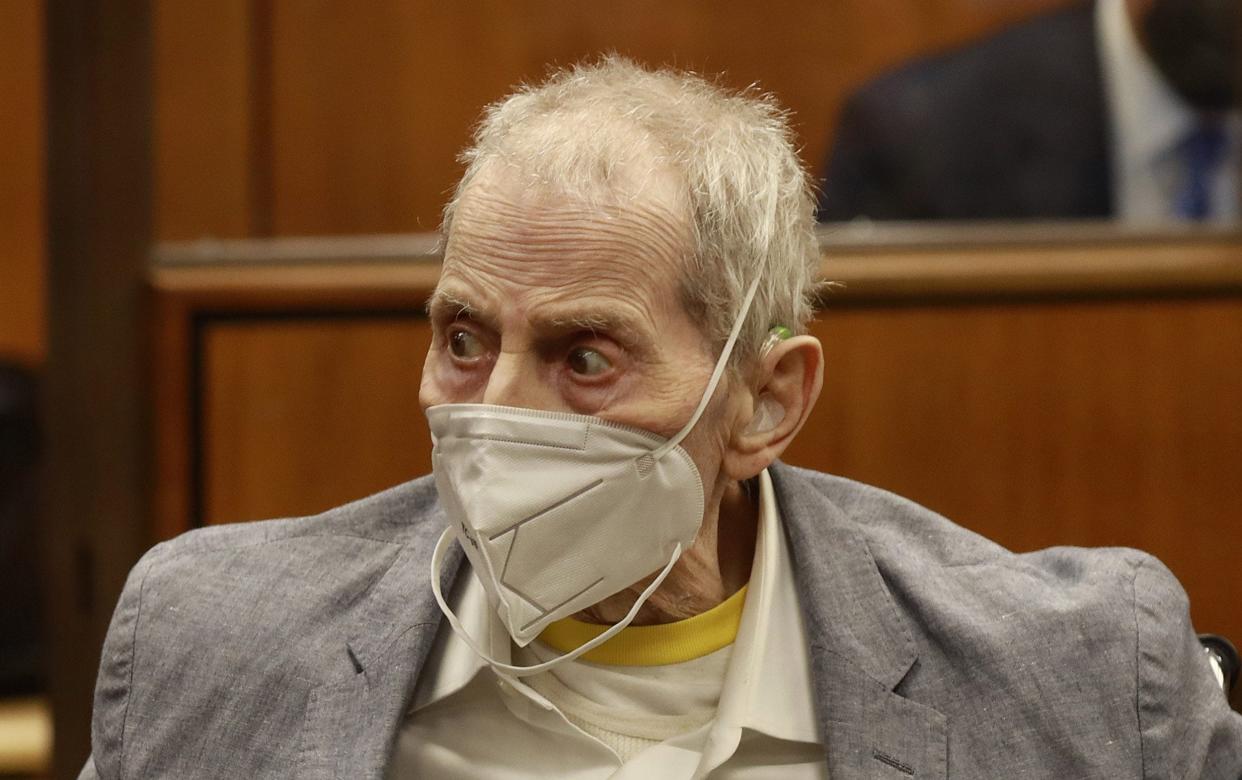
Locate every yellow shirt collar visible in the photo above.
<box><xmin>536</xmin><ymin>583</ymin><xmax>749</xmax><ymax>666</ymax></box>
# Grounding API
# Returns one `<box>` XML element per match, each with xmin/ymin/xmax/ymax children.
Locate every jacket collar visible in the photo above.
<box><xmin>770</xmin><ymin>462</ymin><xmax>946</xmax><ymax>779</ymax></box>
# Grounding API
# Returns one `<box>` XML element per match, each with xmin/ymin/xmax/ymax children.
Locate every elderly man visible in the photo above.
<box><xmin>82</xmin><ymin>58</ymin><xmax>1241</xmax><ymax>779</ymax></box>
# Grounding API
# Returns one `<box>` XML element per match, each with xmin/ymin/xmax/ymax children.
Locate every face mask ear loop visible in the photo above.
<box><xmin>430</xmin><ymin>526</ymin><xmax>683</xmax><ymax>678</ymax></box>
<box><xmin>651</xmin><ymin>272</ymin><xmax>763</xmax><ymax>462</ymax></box>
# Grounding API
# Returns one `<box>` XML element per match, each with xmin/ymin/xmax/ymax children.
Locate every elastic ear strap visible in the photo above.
<box><xmin>429</xmin><ymin>525</ymin><xmax>683</xmax><ymax>677</ymax></box>
<box><xmin>652</xmin><ymin>272</ymin><xmax>763</xmax><ymax>460</ymax></box>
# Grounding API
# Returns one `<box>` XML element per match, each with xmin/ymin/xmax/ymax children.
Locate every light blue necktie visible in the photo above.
<box><xmin>1174</xmin><ymin>121</ymin><xmax>1227</xmax><ymax>221</ymax></box>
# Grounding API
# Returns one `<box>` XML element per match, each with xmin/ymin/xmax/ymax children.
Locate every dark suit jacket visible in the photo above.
<box><xmin>79</xmin><ymin>463</ymin><xmax>1242</xmax><ymax>778</ymax></box>
<box><xmin>819</xmin><ymin>2</ymin><xmax>1114</xmax><ymax>221</ymax></box>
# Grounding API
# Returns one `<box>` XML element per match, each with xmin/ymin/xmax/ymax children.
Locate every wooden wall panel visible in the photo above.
<box><xmin>201</xmin><ymin>316</ymin><xmax>432</xmax><ymax>523</ymax></box>
<box><xmin>153</xmin><ymin>0</ymin><xmax>257</xmax><ymax>240</ymax></box>
<box><xmin>0</xmin><ymin>0</ymin><xmax>46</xmax><ymax>365</ymax></box>
<box><xmin>154</xmin><ymin>0</ymin><xmax>1071</xmax><ymax>239</ymax></box>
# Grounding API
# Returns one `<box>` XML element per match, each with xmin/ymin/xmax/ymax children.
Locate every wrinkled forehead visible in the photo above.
<box><xmin>436</xmin><ymin>162</ymin><xmax>706</xmax><ymax>354</ymax></box>
<box><xmin>459</xmin><ymin>150</ymin><xmax>691</xmax><ymax>226</ymax></box>
<box><xmin>444</xmin><ymin>158</ymin><xmax>695</xmax><ymax>282</ymax></box>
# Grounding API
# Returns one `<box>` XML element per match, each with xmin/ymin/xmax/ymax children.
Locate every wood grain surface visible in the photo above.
<box><xmin>152</xmin><ymin>0</ymin><xmax>1071</xmax><ymax>240</ymax></box>
<box><xmin>0</xmin><ymin>0</ymin><xmax>46</xmax><ymax>365</ymax></box>
<box><xmin>201</xmin><ymin>317</ymin><xmax>433</xmax><ymax>523</ymax></box>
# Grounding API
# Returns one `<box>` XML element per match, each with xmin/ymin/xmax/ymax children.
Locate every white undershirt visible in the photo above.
<box><xmin>388</xmin><ymin>469</ymin><xmax>826</xmax><ymax>779</ymax></box>
<box><xmin>516</xmin><ymin>638</ymin><xmax>730</xmax><ymax>760</ymax></box>
<box><xmin>1095</xmin><ymin>0</ymin><xmax>1241</xmax><ymax>223</ymax></box>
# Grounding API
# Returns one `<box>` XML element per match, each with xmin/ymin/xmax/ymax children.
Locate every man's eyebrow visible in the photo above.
<box><xmin>425</xmin><ymin>290</ymin><xmax>653</xmax><ymax>352</ymax></box>
<box><xmin>426</xmin><ymin>289</ymin><xmax>487</xmax><ymax>323</ymax></box>
<box><xmin>533</xmin><ymin>307</ymin><xmax>653</xmax><ymax>350</ymax></box>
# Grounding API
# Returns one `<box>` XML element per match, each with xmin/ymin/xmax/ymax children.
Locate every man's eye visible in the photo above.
<box><xmin>567</xmin><ymin>347</ymin><xmax>612</xmax><ymax>377</ymax></box>
<box><xmin>448</xmin><ymin>329</ymin><xmax>486</xmax><ymax>360</ymax></box>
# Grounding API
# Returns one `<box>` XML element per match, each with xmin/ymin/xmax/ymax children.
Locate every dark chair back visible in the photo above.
<box><xmin>1200</xmin><ymin>634</ymin><xmax>1239</xmax><ymax>699</ymax></box>
<box><xmin>0</xmin><ymin>361</ymin><xmax>42</xmax><ymax>694</ymax></box>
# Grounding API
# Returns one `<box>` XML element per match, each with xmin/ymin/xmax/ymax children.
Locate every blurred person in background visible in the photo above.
<box><xmin>79</xmin><ymin>58</ymin><xmax>1242</xmax><ymax>779</ymax></box>
<box><xmin>819</xmin><ymin>0</ymin><xmax>1241</xmax><ymax>223</ymax></box>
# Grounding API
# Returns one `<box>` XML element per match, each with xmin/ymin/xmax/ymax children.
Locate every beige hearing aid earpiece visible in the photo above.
<box><xmin>750</xmin><ymin>326</ymin><xmax>792</xmax><ymax>434</ymax></box>
<box><xmin>744</xmin><ymin>394</ymin><xmax>786</xmax><ymax>434</ymax></box>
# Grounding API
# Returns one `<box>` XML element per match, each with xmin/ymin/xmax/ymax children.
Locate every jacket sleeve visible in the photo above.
<box><xmin>1132</xmin><ymin>555</ymin><xmax>1242</xmax><ymax>778</ymax></box>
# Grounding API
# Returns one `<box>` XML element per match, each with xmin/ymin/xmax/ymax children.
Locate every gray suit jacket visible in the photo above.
<box><xmin>81</xmin><ymin>463</ymin><xmax>1242</xmax><ymax>778</ymax></box>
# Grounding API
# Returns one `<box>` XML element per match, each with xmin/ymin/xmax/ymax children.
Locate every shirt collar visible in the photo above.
<box><xmin>407</xmin><ymin>550</ymin><xmax>498</xmax><ymax>712</ymax></box>
<box><xmin>714</xmin><ymin>468</ymin><xmax>820</xmax><ymax>743</ymax></box>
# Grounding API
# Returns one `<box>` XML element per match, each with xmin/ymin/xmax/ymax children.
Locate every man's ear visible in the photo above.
<box><xmin>722</xmin><ymin>334</ymin><xmax>824</xmax><ymax>481</ymax></box>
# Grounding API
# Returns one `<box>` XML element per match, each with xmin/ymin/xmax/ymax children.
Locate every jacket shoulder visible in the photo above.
<box><xmin>775</xmin><ymin>465</ymin><xmax>1013</xmax><ymax>566</ymax></box>
<box><xmin>774</xmin><ymin>464</ymin><xmax>1242</xmax><ymax>776</ymax></box>
<box><xmin>89</xmin><ymin>476</ymin><xmax>441</xmax><ymax>778</ymax></box>
<box><xmin>780</xmin><ymin>464</ymin><xmax>1174</xmax><ymax>631</ymax></box>
<box><xmin>145</xmin><ymin>474</ymin><xmax>440</xmax><ymax>557</ymax></box>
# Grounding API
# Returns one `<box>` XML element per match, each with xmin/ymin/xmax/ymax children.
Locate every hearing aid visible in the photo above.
<box><xmin>759</xmin><ymin>325</ymin><xmax>793</xmax><ymax>359</ymax></box>
<box><xmin>748</xmin><ymin>326</ymin><xmax>792</xmax><ymax>434</ymax></box>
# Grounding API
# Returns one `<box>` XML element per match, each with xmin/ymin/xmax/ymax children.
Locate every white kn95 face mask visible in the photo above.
<box><xmin>428</xmin><ymin>273</ymin><xmax>762</xmax><ymax>676</ymax></box>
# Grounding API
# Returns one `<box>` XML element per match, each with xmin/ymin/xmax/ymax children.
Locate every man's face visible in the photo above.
<box><xmin>1131</xmin><ymin>0</ymin><xmax>1238</xmax><ymax>111</ymax></box>
<box><xmin>420</xmin><ymin>170</ymin><xmax>727</xmax><ymax>458</ymax></box>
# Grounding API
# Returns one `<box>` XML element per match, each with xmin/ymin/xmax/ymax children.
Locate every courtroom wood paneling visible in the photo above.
<box><xmin>154</xmin><ymin>0</ymin><xmax>1071</xmax><ymax>240</ymax></box>
<box><xmin>153</xmin><ymin>0</ymin><xmax>256</xmax><ymax>240</ymax></box>
<box><xmin>148</xmin><ymin>253</ymin><xmax>441</xmax><ymax>538</ymax></box>
<box><xmin>0</xmin><ymin>0</ymin><xmax>46</xmax><ymax>365</ymax></box>
<box><xmin>201</xmin><ymin>316</ymin><xmax>432</xmax><ymax>524</ymax></box>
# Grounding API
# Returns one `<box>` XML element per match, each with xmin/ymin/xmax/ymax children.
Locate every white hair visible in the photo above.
<box><xmin>443</xmin><ymin>56</ymin><xmax>819</xmax><ymax>368</ymax></box>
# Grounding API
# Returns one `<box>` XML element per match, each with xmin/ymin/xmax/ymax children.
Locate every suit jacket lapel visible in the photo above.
<box><xmin>299</xmin><ymin>511</ymin><xmax>464</xmax><ymax>779</ymax></box>
<box><xmin>771</xmin><ymin>463</ymin><xmax>947</xmax><ymax>779</ymax></box>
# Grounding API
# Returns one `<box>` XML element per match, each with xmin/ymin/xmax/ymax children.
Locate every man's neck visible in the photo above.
<box><xmin>574</xmin><ymin>477</ymin><xmax>759</xmax><ymax>626</ymax></box>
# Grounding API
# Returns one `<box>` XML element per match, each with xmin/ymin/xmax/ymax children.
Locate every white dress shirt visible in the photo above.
<box><xmin>388</xmin><ymin>469</ymin><xmax>827</xmax><ymax>779</ymax></box>
<box><xmin>1095</xmin><ymin>0</ymin><xmax>1241</xmax><ymax>223</ymax></box>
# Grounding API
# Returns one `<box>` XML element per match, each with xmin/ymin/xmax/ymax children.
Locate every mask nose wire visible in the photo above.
<box><xmin>650</xmin><ymin>272</ymin><xmax>764</xmax><ymax>462</ymax></box>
